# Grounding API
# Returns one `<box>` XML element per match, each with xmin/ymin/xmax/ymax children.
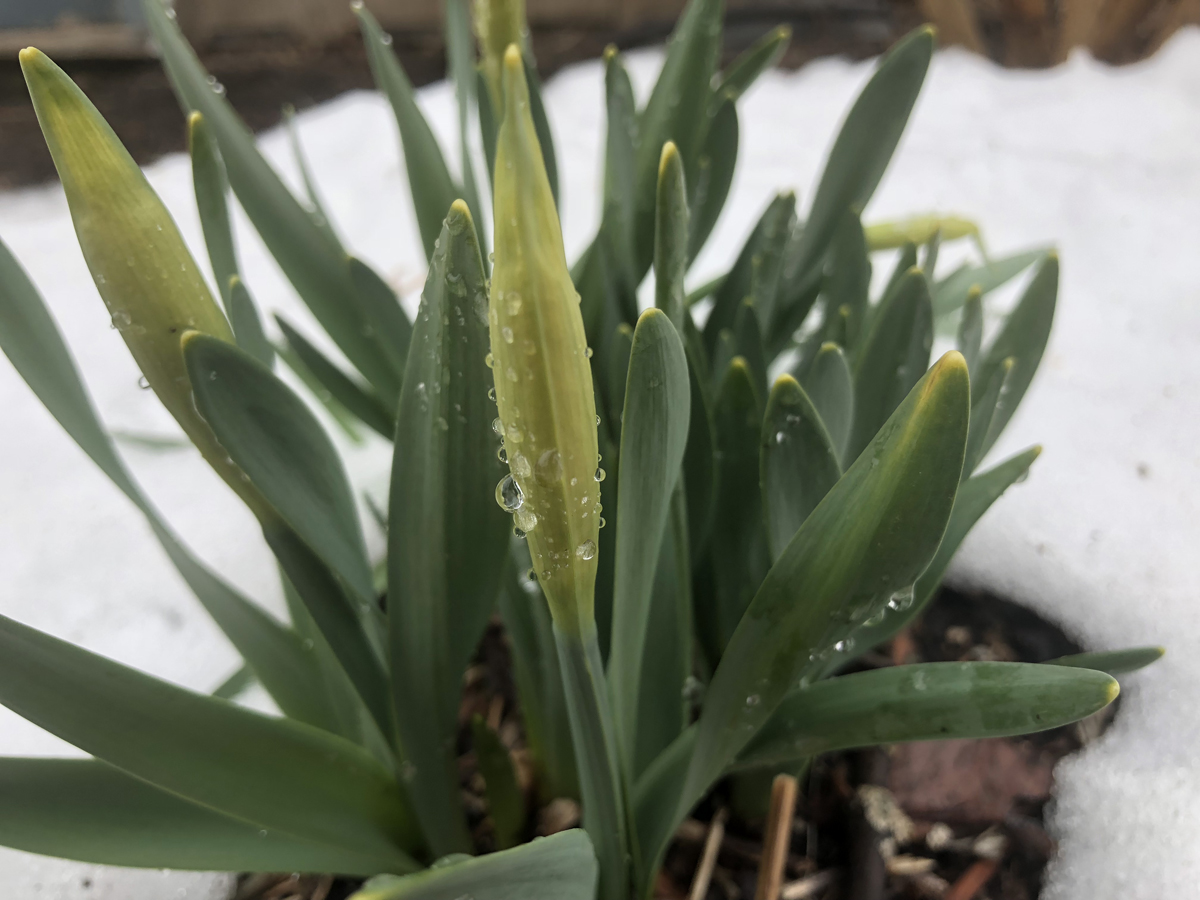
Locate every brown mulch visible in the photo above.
<box><xmin>236</xmin><ymin>586</ymin><xmax>1112</xmax><ymax>900</ymax></box>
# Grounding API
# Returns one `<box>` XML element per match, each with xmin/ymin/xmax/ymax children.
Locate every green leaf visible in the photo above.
<box><xmin>1047</xmin><ymin>647</ymin><xmax>1165</xmax><ymax>677</ymax></box>
<box><xmin>355</xmin><ymin>4</ymin><xmax>459</xmax><ymax>262</ymax></box>
<box><xmin>688</xmin><ymin>95</ymin><xmax>738</xmax><ymax>263</ymax></box>
<box><xmin>275</xmin><ymin>340</ymin><xmax>366</xmax><ymax>445</ymax></box>
<box><xmin>775</xmin><ymin>27</ymin><xmax>933</xmax><ymax>325</ymax></box>
<box><xmin>700</xmin><ymin>358</ymin><xmax>770</xmax><ymax>663</ymax></box>
<box><xmin>352</xmin><ymin>830</ymin><xmax>597</xmax><ymax>900</ymax></box>
<box><xmin>634</xmin><ymin>0</ymin><xmax>723</xmax><ymax>275</ymax></box>
<box><xmin>497</xmin><ymin>547</ymin><xmax>578</xmax><ymax>800</ymax></box>
<box><xmin>737</xmin><ymin>662</ymin><xmax>1118</xmax><ymax>770</ymax></box>
<box><xmin>704</xmin><ymin>193</ymin><xmax>795</xmax><ymax>357</ymax></box>
<box><xmin>632</xmin><ymin>723</ymin><xmax>696</xmax><ymax>892</ymax></box>
<box><xmin>715</xmin><ymin>25</ymin><xmax>791</xmax><ymax>99</ymax></box>
<box><xmin>555</xmin><ymin>626</ymin><xmax>631</xmax><ymax>900</ymax></box>
<box><xmin>849</xmin><ymin>267</ymin><xmax>932</xmax><ymax>461</ymax></box>
<box><xmin>523</xmin><ymin>55</ymin><xmax>560</xmax><ymax>209</ymax></box>
<box><xmin>187</xmin><ymin>111</ymin><xmax>238</xmax><ymax>307</ymax></box>
<box><xmin>443</xmin><ymin>0</ymin><xmax>489</xmax><ymax>256</ymax></box>
<box><xmin>0</xmin><ymin>758</ymin><xmax>408</xmax><ymax>875</ymax></box>
<box><xmin>824</xmin><ymin>208</ymin><xmax>871</xmax><ymax>355</ymax></box>
<box><xmin>276</xmin><ymin>314</ymin><xmax>396</xmax><ymax>440</ymax></box>
<box><xmin>387</xmin><ymin>203</ymin><xmax>508</xmax><ymax>856</ymax></box>
<box><xmin>478</xmin><ymin>68</ymin><xmax>499</xmax><ymax>184</ymax></box>
<box><xmin>472</xmin><ymin>716</ymin><xmax>526</xmax><ymax>851</ymax></box>
<box><xmin>971</xmin><ymin>254</ymin><xmax>1058</xmax><ymax>458</ymax></box>
<box><xmin>141</xmin><ymin>0</ymin><xmax>399</xmax><ymax>400</ymax></box>
<box><xmin>634</xmin><ymin>487</ymin><xmax>692</xmax><ymax>776</ymax></box>
<box><xmin>212</xmin><ymin>664</ymin><xmax>255</xmax><ymax>700</ymax></box>
<box><xmin>801</xmin><ymin>343</ymin><xmax>854</xmax><ymax>465</ymax></box>
<box><xmin>226</xmin><ymin>275</ymin><xmax>274</xmax><ymax>367</ymax></box>
<box><xmin>282</xmin><ymin>103</ymin><xmax>342</xmax><ymax>246</ymax></box>
<box><xmin>682</xmin><ymin>330</ymin><xmax>717</xmax><ymax>560</ymax></box>
<box><xmin>679</xmin><ymin>351</ymin><xmax>969</xmax><ymax>840</ymax></box>
<box><xmin>963</xmin><ymin>357</ymin><xmax>1014</xmax><ymax>477</ymax></box>
<box><xmin>347</xmin><ymin>255</ymin><xmax>412</xmax><ymax>399</ymax></box>
<box><xmin>608</xmin><ymin>309</ymin><xmax>691</xmax><ymax>772</ymax></box>
<box><xmin>600</xmin><ymin>47</ymin><xmax>639</xmax><ymax>296</ymax></box>
<box><xmin>842</xmin><ymin>445</ymin><xmax>1041</xmax><ymax>660</ymax></box>
<box><xmin>184</xmin><ymin>334</ymin><xmax>376</xmax><ymax>607</ymax></box>
<box><xmin>655</xmin><ymin>143</ymin><xmax>690</xmax><ymax>332</ymax></box>
<box><xmin>760</xmin><ymin>376</ymin><xmax>841</xmax><ymax>562</ymax></box>
<box><xmin>956</xmin><ymin>285</ymin><xmax>983</xmax><ymax>371</ymax></box>
<box><xmin>932</xmin><ymin>248</ymin><xmax>1048</xmax><ymax>317</ymax></box>
<box><xmin>734</xmin><ymin>299</ymin><xmax>768</xmax><ymax>402</ymax></box>
<box><xmin>0</xmin><ymin>611</ymin><xmax>421</xmax><ymax>866</ymax></box>
<box><xmin>0</xmin><ymin>233</ymin><xmax>336</xmax><ymax>733</ymax></box>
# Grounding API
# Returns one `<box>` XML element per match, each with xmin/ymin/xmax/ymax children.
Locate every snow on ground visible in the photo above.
<box><xmin>0</xmin><ymin>25</ymin><xmax>1198</xmax><ymax>900</ymax></box>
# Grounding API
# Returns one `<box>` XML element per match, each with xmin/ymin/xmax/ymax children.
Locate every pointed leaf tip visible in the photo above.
<box><xmin>1106</xmin><ymin>679</ymin><xmax>1121</xmax><ymax>703</ymax></box>
<box><xmin>659</xmin><ymin>141</ymin><xmax>680</xmax><ymax>177</ymax></box>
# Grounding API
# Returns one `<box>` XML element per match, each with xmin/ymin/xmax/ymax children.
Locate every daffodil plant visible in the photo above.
<box><xmin>0</xmin><ymin>1</ymin><xmax>1161</xmax><ymax>899</ymax></box>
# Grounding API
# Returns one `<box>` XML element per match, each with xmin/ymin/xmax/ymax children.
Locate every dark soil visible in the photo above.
<box><xmin>235</xmin><ymin>585</ymin><xmax>1113</xmax><ymax>900</ymax></box>
<box><xmin>0</xmin><ymin>4</ymin><xmax>921</xmax><ymax>190</ymax></box>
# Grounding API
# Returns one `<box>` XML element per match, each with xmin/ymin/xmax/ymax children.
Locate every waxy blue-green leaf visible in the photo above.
<box><xmin>655</xmin><ymin>143</ymin><xmax>690</xmax><ymax>331</ymax></box>
<box><xmin>347</xmin><ymin>255</ymin><xmax>411</xmax><ymax>400</ymax></box>
<box><xmin>842</xmin><ymin>445</ymin><xmax>1041</xmax><ymax>659</ymax></box>
<box><xmin>282</xmin><ymin>103</ymin><xmax>341</xmax><ymax>246</ymax></box>
<box><xmin>274</xmin><ymin>340</ymin><xmax>366</xmax><ymax>444</ymax></box>
<box><xmin>825</xmin><ymin>208</ymin><xmax>871</xmax><ymax>354</ymax></box>
<box><xmin>276</xmin><ymin>315</ymin><xmax>395</xmax><ymax>440</ymax></box>
<box><xmin>678</xmin><ymin>351</ymin><xmax>969</xmax><ymax>841</ymax></box>
<box><xmin>0</xmin><ymin>611</ymin><xmax>420</xmax><ymax>867</ymax></box>
<box><xmin>355</xmin><ymin>4</ymin><xmax>459</xmax><ymax>262</ymax></box>
<box><xmin>352</xmin><ymin>830</ymin><xmax>597</xmax><ymax>900</ymax></box>
<box><xmin>932</xmin><ymin>247</ymin><xmax>1048</xmax><ymax>317</ymax></box>
<box><xmin>608</xmin><ymin>309</ymin><xmax>691</xmax><ymax>772</ymax></box>
<box><xmin>701</xmin><ymin>358</ymin><xmax>770</xmax><ymax>662</ymax></box>
<box><xmin>747</xmin><ymin>202</ymin><xmax>793</xmax><ymax>334</ymax></box>
<box><xmin>688</xmin><ymin>95</ymin><xmax>738</xmax><ymax>263</ymax></box>
<box><xmin>761</xmin><ymin>376</ymin><xmax>842</xmax><ymax>562</ymax></box>
<box><xmin>184</xmin><ymin>334</ymin><xmax>375</xmax><ymax>607</ymax></box>
<box><xmin>0</xmin><ymin>758</ymin><xmax>408</xmax><ymax>875</ymax></box>
<box><xmin>142</xmin><ymin>0</ymin><xmax>400</xmax><ymax>399</ymax></box>
<box><xmin>957</xmin><ymin>285</ymin><xmax>983</xmax><ymax>371</ymax></box>
<box><xmin>633</xmin><ymin>726</ymin><xmax>696</xmax><ymax>893</ymax></box>
<box><xmin>715</xmin><ymin>25</ymin><xmax>791</xmax><ymax>99</ymax></box>
<box><xmin>443</xmin><ymin>0</ymin><xmax>488</xmax><ymax>255</ymax></box>
<box><xmin>212</xmin><ymin>664</ymin><xmax>254</xmax><ymax>700</ymax></box>
<box><xmin>187</xmin><ymin>111</ymin><xmax>238</xmax><ymax>307</ymax></box>
<box><xmin>554</xmin><ymin>624</ymin><xmax>631</xmax><ymax>900</ymax></box>
<box><xmin>1047</xmin><ymin>647</ymin><xmax>1165</xmax><ymax>677</ymax></box>
<box><xmin>737</xmin><ymin>662</ymin><xmax>1118</xmax><ymax>770</ymax></box>
<box><xmin>734</xmin><ymin>299</ymin><xmax>768</xmax><ymax>406</ymax></box>
<box><xmin>635</xmin><ymin>488</ymin><xmax>692</xmax><ymax>776</ymax></box>
<box><xmin>776</xmin><ymin>27</ymin><xmax>932</xmax><ymax>325</ymax></box>
<box><xmin>0</xmin><ymin>233</ymin><xmax>336</xmax><ymax>733</ymax></box>
<box><xmin>704</xmin><ymin>193</ymin><xmax>795</xmax><ymax>356</ymax></box>
<box><xmin>972</xmin><ymin>254</ymin><xmax>1058</xmax><ymax>458</ymax></box>
<box><xmin>964</xmin><ymin>357</ymin><xmax>1014</xmax><ymax>478</ymax></box>
<box><xmin>606</xmin><ymin>323</ymin><xmax>635</xmax><ymax>439</ymax></box>
<box><xmin>471</xmin><ymin>715</ymin><xmax>525</xmax><ymax>850</ymax></box>
<box><xmin>881</xmin><ymin>242</ymin><xmax>919</xmax><ymax>306</ymax></box>
<box><xmin>600</xmin><ymin>46</ymin><xmax>639</xmax><ymax>295</ymax></box>
<box><xmin>226</xmin><ymin>275</ymin><xmax>273</xmax><ymax>366</ymax></box>
<box><xmin>497</xmin><ymin>547</ymin><xmax>578</xmax><ymax>800</ymax></box>
<box><xmin>387</xmin><ymin>202</ymin><xmax>508</xmax><ymax>856</ymax></box>
<box><xmin>802</xmin><ymin>343</ymin><xmax>854</xmax><ymax>465</ymax></box>
<box><xmin>683</xmin><ymin>333</ymin><xmax>717</xmax><ymax>559</ymax></box>
<box><xmin>849</xmin><ymin>267</ymin><xmax>932</xmax><ymax>461</ymax></box>
<box><xmin>633</xmin><ymin>0</ymin><xmax>723</xmax><ymax>275</ymax></box>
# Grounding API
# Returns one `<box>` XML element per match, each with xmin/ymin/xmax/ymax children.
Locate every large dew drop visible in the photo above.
<box><xmin>495</xmin><ymin>474</ymin><xmax>524</xmax><ymax>512</ymax></box>
<box><xmin>535</xmin><ymin>448</ymin><xmax>563</xmax><ymax>485</ymax></box>
<box><xmin>575</xmin><ymin>540</ymin><xmax>597</xmax><ymax>561</ymax></box>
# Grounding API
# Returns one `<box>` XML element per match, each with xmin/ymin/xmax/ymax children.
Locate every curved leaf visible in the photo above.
<box><xmin>688</xmin><ymin>95</ymin><xmax>738</xmax><ymax>263</ymax></box>
<box><xmin>1048</xmin><ymin>647</ymin><xmax>1165</xmax><ymax>677</ymax></box>
<box><xmin>802</xmin><ymin>343</ymin><xmax>854</xmax><ymax>465</ymax></box>
<box><xmin>715</xmin><ymin>25</ymin><xmax>791</xmax><ymax>99</ymax></box>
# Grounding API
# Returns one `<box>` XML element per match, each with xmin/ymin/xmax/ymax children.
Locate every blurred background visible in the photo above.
<box><xmin>0</xmin><ymin>0</ymin><xmax>1194</xmax><ymax>189</ymax></box>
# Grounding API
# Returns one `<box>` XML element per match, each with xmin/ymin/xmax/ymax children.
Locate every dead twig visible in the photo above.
<box><xmin>688</xmin><ymin>808</ymin><xmax>729</xmax><ymax>900</ymax></box>
<box><xmin>944</xmin><ymin>858</ymin><xmax>999</xmax><ymax>900</ymax></box>
<box><xmin>755</xmin><ymin>774</ymin><xmax>799</xmax><ymax>900</ymax></box>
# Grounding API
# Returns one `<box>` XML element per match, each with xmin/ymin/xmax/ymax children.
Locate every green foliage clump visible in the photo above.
<box><xmin>0</xmin><ymin>1</ymin><xmax>1161</xmax><ymax>898</ymax></box>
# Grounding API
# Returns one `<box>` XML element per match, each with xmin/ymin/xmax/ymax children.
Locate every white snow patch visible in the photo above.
<box><xmin>2</xmin><ymin>26</ymin><xmax>1200</xmax><ymax>898</ymax></box>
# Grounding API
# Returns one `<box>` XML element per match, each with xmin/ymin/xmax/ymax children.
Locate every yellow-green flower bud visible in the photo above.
<box><xmin>20</xmin><ymin>48</ymin><xmax>267</xmax><ymax>518</ymax></box>
<box><xmin>489</xmin><ymin>45</ymin><xmax>599</xmax><ymax>637</ymax></box>
<box><xmin>865</xmin><ymin>213</ymin><xmax>980</xmax><ymax>250</ymax></box>
<box><xmin>474</xmin><ymin>0</ymin><xmax>527</xmax><ymax>112</ymax></box>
